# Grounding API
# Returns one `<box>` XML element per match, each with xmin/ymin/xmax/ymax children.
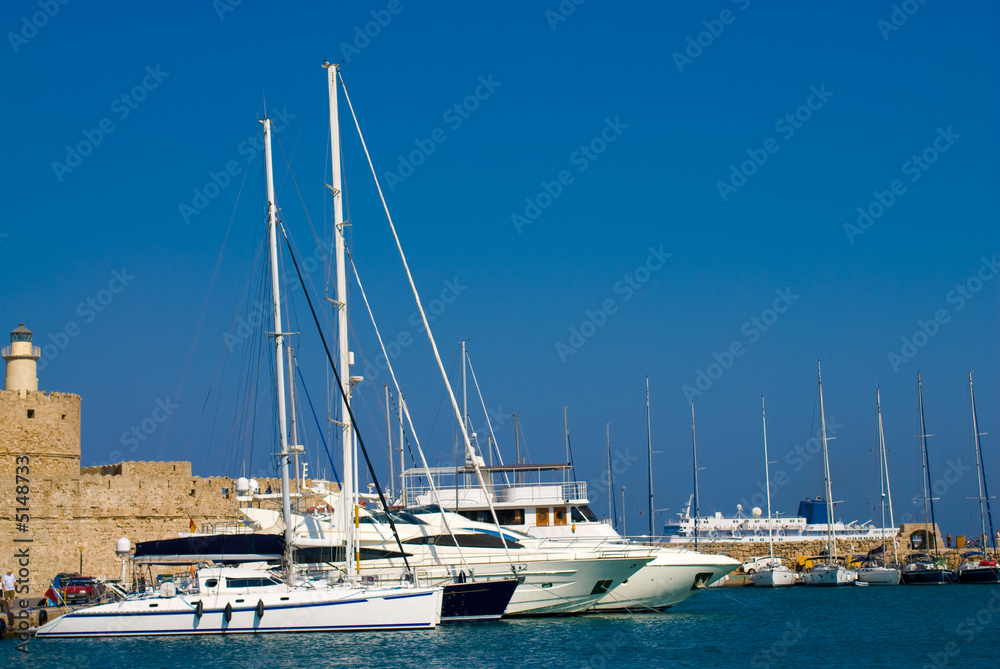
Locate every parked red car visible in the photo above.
<box><xmin>62</xmin><ymin>577</ymin><xmax>101</xmax><ymax>604</ymax></box>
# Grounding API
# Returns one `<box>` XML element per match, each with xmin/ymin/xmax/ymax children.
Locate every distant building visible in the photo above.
<box><xmin>899</xmin><ymin>522</ymin><xmax>944</xmax><ymax>551</ymax></box>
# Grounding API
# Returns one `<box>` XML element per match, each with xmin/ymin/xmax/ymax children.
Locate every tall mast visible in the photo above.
<box><xmin>323</xmin><ymin>62</ymin><xmax>355</xmax><ymax>581</ymax></box>
<box><xmin>876</xmin><ymin>385</ymin><xmax>896</xmax><ymax>565</ymax></box>
<box><xmin>398</xmin><ymin>395</ymin><xmax>406</xmax><ymax>504</ymax></box>
<box><xmin>970</xmin><ymin>371</ymin><xmax>995</xmax><ymax>556</ymax></box>
<box><xmin>917</xmin><ymin>372</ymin><xmax>938</xmax><ymax>558</ymax></box>
<box><xmin>607</xmin><ymin>421</ymin><xmax>613</xmax><ymax>529</ymax></box>
<box><xmin>461</xmin><ymin>341</ymin><xmax>469</xmax><ymax>441</ymax></box>
<box><xmin>563</xmin><ymin>405</ymin><xmax>569</xmax><ymax>486</ymax></box>
<box><xmin>690</xmin><ymin>402</ymin><xmax>699</xmax><ymax>551</ymax></box>
<box><xmin>262</xmin><ymin>118</ymin><xmax>294</xmax><ymax>582</ymax></box>
<box><xmin>385</xmin><ymin>384</ymin><xmax>393</xmax><ymax>502</ymax></box>
<box><xmin>514</xmin><ymin>412</ymin><xmax>520</xmax><ymax>485</ymax></box>
<box><xmin>817</xmin><ymin>360</ymin><xmax>835</xmax><ymax>562</ymax></box>
<box><xmin>762</xmin><ymin>396</ymin><xmax>774</xmax><ymax>561</ymax></box>
<box><xmin>646</xmin><ymin>377</ymin><xmax>654</xmax><ymax>537</ymax></box>
<box><xmin>287</xmin><ymin>346</ymin><xmax>300</xmax><ymax>496</ymax></box>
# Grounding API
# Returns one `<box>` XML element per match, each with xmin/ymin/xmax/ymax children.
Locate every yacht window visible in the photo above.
<box><xmin>457</xmin><ymin>510</ymin><xmax>491</xmax><ymax>524</ymax></box>
<box><xmin>497</xmin><ymin>509</ymin><xmax>525</xmax><ymax>525</ymax></box>
<box><xmin>404</xmin><ymin>505</ymin><xmax>442</xmax><ymax>515</ymax></box>
<box><xmin>225</xmin><ymin>577</ymin><xmax>281</xmax><ymax>588</ymax></box>
<box><xmin>204</xmin><ymin>579</ymin><xmax>219</xmax><ymax>588</ymax></box>
<box><xmin>575</xmin><ymin>506</ymin><xmax>599</xmax><ymax>522</ymax></box>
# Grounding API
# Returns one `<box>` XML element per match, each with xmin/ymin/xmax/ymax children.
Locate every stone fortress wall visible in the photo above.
<box><xmin>0</xmin><ymin>387</ymin><xmax>239</xmax><ymax>590</ymax></box>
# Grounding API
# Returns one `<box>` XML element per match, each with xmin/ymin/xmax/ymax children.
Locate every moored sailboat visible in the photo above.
<box><xmin>752</xmin><ymin>397</ymin><xmax>797</xmax><ymax>588</ymax></box>
<box><xmin>901</xmin><ymin>372</ymin><xmax>956</xmax><ymax>585</ymax></box>
<box><xmin>957</xmin><ymin>371</ymin><xmax>999</xmax><ymax>584</ymax></box>
<box><xmin>802</xmin><ymin>362</ymin><xmax>858</xmax><ymax>587</ymax></box>
<box><xmin>857</xmin><ymin>386</ymin><xmax>900</xmax><ymax>585</ymax></box>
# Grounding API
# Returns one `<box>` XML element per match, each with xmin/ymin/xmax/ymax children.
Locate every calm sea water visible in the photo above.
<box><xmin>3</xmin><ymin>585</ymin><xmax>999</xmax><ymax>668</ymax></box>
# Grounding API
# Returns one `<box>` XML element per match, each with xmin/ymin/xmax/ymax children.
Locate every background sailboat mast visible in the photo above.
<box><xmin>762</xmin><ymin>396</ymin><xmax>774</xmax><ymax>561</ymax></box>
<box><xmin>917</xmin><ymin>372</ymin><xmax>938</xmax><ymax>559</ymax></box>
<box><xmin>262</xmin><ymin>118</ymin><xmax>294</xmax><ymax>582</ymax></box>
<box><xmin>817</xmin><ymin>361</ymin><xmax>835</xmax><ymax>562</ymax></box>
<box><xmin>324</xmin><ymin>62</ymin><xmax>355</xmax><ymax>581</ymax></box>
<box><xmin>690</xmin><ymin>402</ymin><xmax>699</xmax><ymax>551</ymax></box>
<box><xmin>969</xmin><ymin>371</ymin><xmax>996</xmax><ymax>556</ymax></box>
<box><xmin>647</xmin><ymin>377</ymin><xmax>654</xmax><ymax>537</ymax></box>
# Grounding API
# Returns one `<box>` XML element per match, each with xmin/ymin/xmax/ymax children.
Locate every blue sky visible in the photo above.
<box><xmin>2</xmin><ymin>0</ymin><xmax>998</xmax><ymax>540</ymax></box>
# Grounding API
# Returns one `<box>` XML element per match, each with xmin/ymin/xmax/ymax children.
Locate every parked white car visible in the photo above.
<box><xmin>741</xmin><ymin>556</ymin><xmax>784</xmax><ymax>573</ymax></box>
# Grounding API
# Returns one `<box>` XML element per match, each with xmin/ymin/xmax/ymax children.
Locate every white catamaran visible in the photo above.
<box><xmin>35</xmin><ymin>97</ymin><xmax>443</xmax><ymax>638</ymax></box>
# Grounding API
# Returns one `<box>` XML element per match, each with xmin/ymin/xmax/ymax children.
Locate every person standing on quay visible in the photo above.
<box><xmin>1</xmin><ymin>569</ymin><xmax>16</xmax><ymax>612</ymax></box>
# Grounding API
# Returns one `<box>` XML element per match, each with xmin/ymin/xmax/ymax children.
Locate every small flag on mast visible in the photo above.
<box><xmin>189</xmin><ymin>518</ymin><xmax>197</xmax><ymax>532</ymax></box>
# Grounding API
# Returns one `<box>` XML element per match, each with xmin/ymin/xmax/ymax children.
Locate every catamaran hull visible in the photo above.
<box><xmin>590</xmin><ymin>550</ymin><xmax>739</xmax><ymax>612</ymax></box>
<box><xmin>35</xmin><ymin>587</ymin><xmax>442</xmax><ymax>637</ymax></box>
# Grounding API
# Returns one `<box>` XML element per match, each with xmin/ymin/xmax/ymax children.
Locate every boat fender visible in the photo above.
<box><xmin>38</xmin><ymin>610</ymin><xmax>48</xmax><ymax>626</ymax></box>
<box><xmin>195</xmin><ymin>600</ymin><xmax>204</xmax><ymax>618</ymax></box>
<box><xmin>256</xmin><ymin>599</ymin><xmax>264</xmax><ymax>619</ymax></box>
<box><xmin>224</xmin><ymin>602</ymin><xmax>232</xmax><ymax>623</ymax></box>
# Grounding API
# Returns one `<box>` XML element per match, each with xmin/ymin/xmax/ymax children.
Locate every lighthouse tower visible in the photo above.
<box><xmin>1</xmin><ymin>322</ymin><xmax>82</xmax><ymax>479</ymax></box>
<box><xmin>3</xmin><ymin>323</ymin><xmax>41</xmax><ymax>394</ymax></box>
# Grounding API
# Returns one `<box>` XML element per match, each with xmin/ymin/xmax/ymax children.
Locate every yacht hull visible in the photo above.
<box><xmin>751</xmin><ymin>567</ymin><xmax>798</xmax><ymax>588</ymax></box>
<box><xmin>957</xmin><ymin>565</ymin><xmax>1000</xmax><ymax>584</ymax></box>
<box><xmin>901</xmin><ymin>567</ymin><xmax>956</xmax><ymax>585</ymax></box>
<box><xmin>441</xmin><ymin>579</ymin><xmax>519</xmax><ymax>622</ymax></box>
<box><xmin>802</xmin><ymin>565</ymin><xmax>857</xmax><ymax>586</ymax></box>
<box><xmin>857</xmin><ymin>567</ymin><xmax>900</xmax><ymax>585</ymax></box>
<box><xmin>591</xmin><ymin>549</ymin><xmax>739</xmax><ymax>611</ymax></box>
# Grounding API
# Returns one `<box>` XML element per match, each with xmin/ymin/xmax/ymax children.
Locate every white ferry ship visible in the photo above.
<box><xmin>662</xmin><ymin>496</ymin><xmax>898</xmax><ymax>544</ymax></box>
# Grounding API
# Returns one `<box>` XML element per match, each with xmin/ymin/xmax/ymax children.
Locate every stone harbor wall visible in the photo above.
<box><xmin>677</xmin><ymin>538</ymin><xmax>971</xmax><ymax>569</ymax></box>
<box><xmin>0</xmin><ymin>387</ymin><xmax>244</xmax><ymax>589</ymax></box>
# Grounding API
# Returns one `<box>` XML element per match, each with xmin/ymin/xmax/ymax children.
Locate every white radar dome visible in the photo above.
<box><xmin>751</xmin><ymin>507</ymin><xmax>762</xmax><ymax>518</ymax></box>
<box><xmin>235</xmin><ymin>477</ymin><xmax>250</xmax><ymax>494</ymax></box>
